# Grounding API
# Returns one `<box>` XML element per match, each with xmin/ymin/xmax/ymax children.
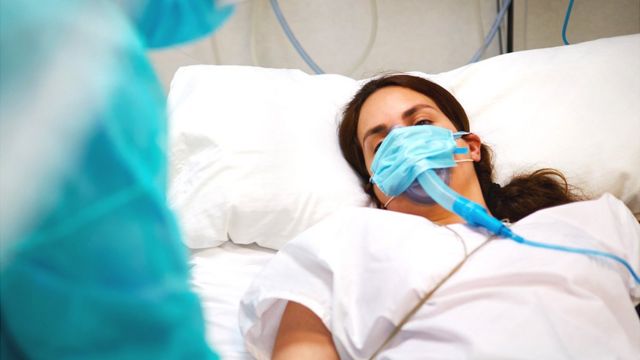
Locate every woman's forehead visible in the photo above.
<box><xmin>357</xmin><ymin>87</ymin><xmax>439</xmax><ymax>137</ymax></box>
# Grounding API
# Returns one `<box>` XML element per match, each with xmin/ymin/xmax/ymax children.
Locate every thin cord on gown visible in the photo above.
<box><xmin>368</xmin><ymin>227</ymin><xmax>495</xmax><ymax>359</ymax></box>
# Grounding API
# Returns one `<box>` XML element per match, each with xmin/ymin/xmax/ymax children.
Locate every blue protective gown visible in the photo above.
<box><xmin>0</xmin><ymin>1</ymin><xmax>233</xmax><ymax>358</ymax></box>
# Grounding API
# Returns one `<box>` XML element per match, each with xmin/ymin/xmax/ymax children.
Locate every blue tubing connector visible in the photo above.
<box><xmin>452</xmin><ymin>196</ymin><xmax>513</xmax><ymax>238</ymax></box>
<box><xmin>416</xmin><ymin>170</ymin><xmax>511</xmax><ymax>238</ymax></box>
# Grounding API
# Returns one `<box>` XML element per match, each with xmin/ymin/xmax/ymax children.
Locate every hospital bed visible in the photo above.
<box><xmin>167</xmin><ymin>34</ymin><xmax>640</xmax><ymax>359</ymax></box>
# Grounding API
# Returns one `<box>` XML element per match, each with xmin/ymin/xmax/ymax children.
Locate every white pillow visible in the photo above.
<box><xmin>168</xmin><ymin>66</ymin><xmax>369</xmax><ymax>249</ymax></box>
<box><xmin>168</xmin><ymin>34</ymin><xmax>640</xmax><ymax>250</ymax></box>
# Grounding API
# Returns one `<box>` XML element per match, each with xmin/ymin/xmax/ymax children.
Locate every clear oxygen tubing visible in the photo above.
<box><xmin>468</xmin><ymin>0</ymin><xmax>512</xmax><ymax>63</ymax></box>
<box><xmin>269</xmin><ymin>0</ymin><xmax>513</xmax><ymax>71</ymax></box>
<box><xmin>415</xmin><ymin>169</ymin><xmax>640</xmax><ymax>285</ymax></box>
<box><xmin>562</xmin><ymin>0</ymin><xmax>575</xmax><ymax>45</ymax></box>
<box><xmin>267</xmin><ymin>0</ymin><xmax>378</xmax><ymax>75</ymax></box>
<box><xmin>269</xmin><ymin>0</ymin><xmax>324</xmax><ymax>74</ymax></box>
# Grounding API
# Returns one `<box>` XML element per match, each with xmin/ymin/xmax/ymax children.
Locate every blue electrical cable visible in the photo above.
<box><xmin>456</xmin><ymin>203</ymin><xmax>640</xmax><ymax>284</ymax></box>
<box><xmin>269</xmin><ymin>0</ymin><xmax>324</xmax><ymax>74</ymax></box>
<box><xmin>433</xmin><ymin>176</ymin><xmax>640</xmax><ymax>284</ymax></box>
<box><xmin>508</xmin><ymin>231</ymin><xmax>640</xmax><ymax>284</ymax></box>
<box><xmin>414</xmin><ymin>168</ymin><xmax>640</xmax><ymax>284</ymax></box>
<box><xmin>469</xmin><ymin>0</ymin><xmax>512</xmax><ymax>63</ymax></box>
<box><xmin>455</xmin><ymin>199</ymin><xmax>640</xmax><ymax>285</ymax></box>
<box><xmin>562</xmin><ymin>0</ymin><xmax>575</xmax><ymax>45</ymax></box>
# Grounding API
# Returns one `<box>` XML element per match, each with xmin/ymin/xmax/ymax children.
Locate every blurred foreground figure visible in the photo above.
<box><xmin>0</xmin><ymin>1</ymin><xmax>235</xmax><ymax>358</ymax></box>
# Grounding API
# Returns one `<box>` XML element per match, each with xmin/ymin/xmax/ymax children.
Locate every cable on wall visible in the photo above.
<box><xmin>562</xmin><ymin>0</ymin><xmax>575</xmax><ymax>45</ymax></box>
<box><xmin>345</xmin><ymin>0</ymin><xmax>378</xmax><ymax>76</ymax></box>
<box><xmin>468</xmin><ymin>0</ymin><xmax>512</xmax><ymax>63</ymax></box>
<box><xmin>250</xmin><ymin>0</ymin><xmax>263</xmax><ymax>67</ymax></box>
<box><xmin>506</xmin><ymin>0</ymin><xmax>513</xmax><ymax>52</ymax></box>
<box><xmin>267</xmin><ymin>0</ymin><xmax>378</xmax><ymax>76</ymax></box>
<box><xmin>269</xmin><ymin>0</ymin><xmax>324</xmax><ymax>74</ymax></box>
<box><xmin>497</xmin><ymin>0</ymin><xmax>504</xmax><ymax>54</ymax></box>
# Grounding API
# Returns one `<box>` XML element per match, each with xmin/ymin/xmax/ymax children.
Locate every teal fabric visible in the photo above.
<box><xmin>132</xmin><ymin>0</ymin><xmax>234</xmax><ymax>49</ymax></box>
<box><xmin>0</xmin><ymin>1</ymin><xmax>232</xmax><ymax>358</ymax></box>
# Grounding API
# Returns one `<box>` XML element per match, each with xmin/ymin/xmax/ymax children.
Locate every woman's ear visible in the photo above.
<box><xmin>464</xmin><ymin>133</ymin><xmax>482</xmax><ymax>161</ymax></box>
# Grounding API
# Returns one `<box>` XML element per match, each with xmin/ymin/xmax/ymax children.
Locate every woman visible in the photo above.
<box><xmin>240</xmin><ymin>75</ymin><xmax>640</xmax><ymax>359</ymax></box>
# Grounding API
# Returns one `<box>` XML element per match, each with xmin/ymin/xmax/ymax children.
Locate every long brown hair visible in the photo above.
<box><xmin>338</xmin><ymin>74</ymin><xmax>584</xmax><ymax>222</ymax></box>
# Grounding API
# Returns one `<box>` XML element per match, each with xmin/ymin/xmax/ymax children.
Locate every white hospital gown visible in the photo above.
<box><xmin>239</xmin><ymin>194</ymin><xmax>640</xmax><ymax>359</ymax></box>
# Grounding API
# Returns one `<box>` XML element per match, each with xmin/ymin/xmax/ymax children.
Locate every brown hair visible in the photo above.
<box><xmin>338</xmin><ymin>74</ymin><xmax>584</xmax><ymax>221</ymax></box>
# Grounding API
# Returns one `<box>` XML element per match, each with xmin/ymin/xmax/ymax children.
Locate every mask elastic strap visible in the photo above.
<box><xmin>455</xmin><ymin>158</ymin><xmax>474</xmax><ymax>163</ymax></box>
<box><xmin>383</xmin><ymin>196</ymin><xmax>396</xmax><ymax>209</ymax></box>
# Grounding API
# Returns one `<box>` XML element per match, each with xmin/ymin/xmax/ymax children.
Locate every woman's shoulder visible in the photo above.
<box><xmin>518</xmin><ymin>193</ymin><xmax>637</xmax><ymax>226</ymax></box>
<box><xmin>515</xmin><ymin>193</ymin><xmax>640</xmax><ymax>252</ymax></box>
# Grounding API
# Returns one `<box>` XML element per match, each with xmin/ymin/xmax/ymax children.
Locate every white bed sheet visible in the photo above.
<box><xmin>190</xmin><ymin>242</ymin><xmax>276</xmax><ymax>359</ymax></box>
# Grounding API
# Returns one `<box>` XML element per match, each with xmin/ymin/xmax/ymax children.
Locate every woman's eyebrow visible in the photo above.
<box><xmin>361</xmin><ymin>105</ymin><xmax>435</xmax><ymax>146</ymax></box>
<box><xmin>402</xmin><ymin>104</ymin><xmax>435</xmax><ymax>119</ymax></box>
<box><xmin>361</xmin><ymin>124</ymin><xmax>388</xmax><ymax>146</ymax></box>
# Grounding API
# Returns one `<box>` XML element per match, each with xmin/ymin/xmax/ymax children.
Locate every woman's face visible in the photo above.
<box><xmin>356</xmin><ymin>86</ymin><xmax>485</xmax><ymax>223</ymax></box>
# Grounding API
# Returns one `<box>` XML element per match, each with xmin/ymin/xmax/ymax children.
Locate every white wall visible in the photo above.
<box><xmin>150</xmin><ymin>0</ymin><xmax>640</xmax><ymax>91</ymax></box>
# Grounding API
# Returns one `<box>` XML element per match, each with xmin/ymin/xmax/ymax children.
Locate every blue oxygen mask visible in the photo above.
<box><xmin>370</xmin><ymin>125</ymin><xmax>512</xmax><ymax>238</ymax></box>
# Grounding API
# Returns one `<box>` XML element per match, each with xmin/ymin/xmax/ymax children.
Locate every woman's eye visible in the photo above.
<box><xmin>415</xmin><ymin>119</ymin><xmax>433</xmax><ymax>126</ymax></box>
<box><xmin>374</xmin><ymin>142</ymin><xmax>382</xmax><ymax>154</ymax></box>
